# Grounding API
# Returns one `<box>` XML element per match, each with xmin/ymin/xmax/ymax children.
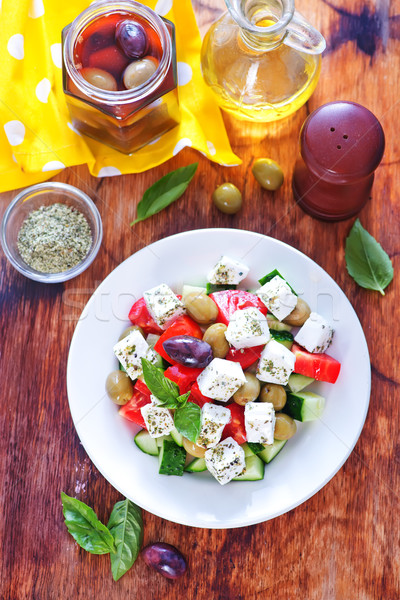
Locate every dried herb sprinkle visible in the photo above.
<box><xmin>17</xmin><ymin>203</ymin><xmax>92</xmax><ymax>273</ymax></box>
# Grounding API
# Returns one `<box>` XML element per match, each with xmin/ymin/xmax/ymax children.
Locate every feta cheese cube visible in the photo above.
<box><xmin>150</xmin><ymin>394</ymin><xmax>164</xmax><ymax>406</ymax></box>
<box><xmin>113</xmin><ymin>330</ymin><xmax>149</xmax><ymax>380</ymax></box>
<box><xmin>197</xmin><ymin>403</ymin><xmax>231</xmax><ymax>448</ymax></box>
<box><xmin>197</xmin><ymin>358</ymin><xmax>246</xmax><ymax>402</ymax></box>
<box><xmin>207</xmin><ymin>256</ymin><xmax>249</xmax><ymax>285</ymax></box>
<box><xmin>140</xmin><ymin>404</ymin><xmax>174</xmax><ymax>438</ymax></box>
<box><xmin>257</xmin><ymin>339</ymin><xmax>295</xmax><ymax>385</ymax></box>
<box><xmin>294</xmin><ymin>312</ymin><xmax>334</xmax><ymax>353</ymax></box>
<box><xmin>143</xmin><ymin>284</ymin><xmax>185</xmax><ymax>330</ymax></box>
<box><xmin>244</xmin><ymin>402</ymin><xmax>275</xmax><ymax>444</ymax></box>
<box><xmin>256</xmin><ymin>275</ymin><xmax>297</xmax><ymax>321</ymax></box>
<box><xmin>205</xmin><ymin>437</ymin><xmax>246</xmax><ymax>485</ymax></box>
<box><xmin>225</xmin><ymin>307</ymin><xmax>270</xmax><ymax>349</ymax></box>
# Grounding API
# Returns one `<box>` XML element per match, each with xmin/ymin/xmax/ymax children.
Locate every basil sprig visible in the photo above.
<box><xmin>131</xmin><ymin>163</ymin><xmax>198</xmax><ymax>225</ymax></box>
<box><xmin>174</xmin><ymin>402</ymin><xmax>201</xmax><ymax>443</ymax></box>
<box><xmin>345</xmin><ymin>219</ymin><xmax>393</xmax><ymax>295</ymax></box>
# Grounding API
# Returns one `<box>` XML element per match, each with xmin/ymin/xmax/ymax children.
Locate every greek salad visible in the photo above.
<box><xmin>106</xmin><ymin>255</ymin><xmax>341</xmax><ymax>485</ymax></box>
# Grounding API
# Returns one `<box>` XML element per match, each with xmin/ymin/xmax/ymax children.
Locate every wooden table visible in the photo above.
<box><xmin>1</xmin><ymin>1</ymin><xmax>399</xmax><ymax>598</ymax></box>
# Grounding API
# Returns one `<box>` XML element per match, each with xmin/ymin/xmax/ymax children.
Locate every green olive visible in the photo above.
<box><xmin>260</xmin><ymin>383</ymin><xmax>287</xmax><ymax>410</ymax></box>
<box><xmin>212</xmin><ymin>183</ymin><xmax>242</xmax><ymax>214</ymax></box>
<box><xmin>233</xmin><ymin>373</ymin><xmax>261</xmax><ymax>405</ymax></box>
<box><xmin>106</xmin><ymin>370</ymin><xmax>134</xmax><ymax>405</ymax></box>
<box><xmin>118</xmin><ymin>325</ymin><xmax>144</xmax><ymax>341</ymax></box>
<box><xmin>183</xmin><ymin>437</ymin><xmax>206</xmax><ymax>458</ymax></box>
<box><xmin>81</xmin><ymin>68</ymin><xmax>117</xmax><ymax>91</ymax></box>
<box><xmin>252</xmin><ymin>158</ymin><xmax>284</xmax><ymax>191</ymax></box>
<box><xmin>123</xmin><ymin>57</ymin><xmax>158</xmax><ymax>89</ymax></box>
<box><xmin>283</xmin><ymin>298</ymin><xmax>311</xmax><ymax>327</ymax></box>
<box><xmin>274</xmin><ymin>413</ymin><xmax>297</xmax><ymax>440</ymax></box>
<box><xmin>202</xmin><ymin>323</ymin><xmax>229</xmax><ymax>358</ymax></box>
<box><xmin>185</xmin><ymin>291</ymin><xmax>218</xmax><ymax>325</ymax></box>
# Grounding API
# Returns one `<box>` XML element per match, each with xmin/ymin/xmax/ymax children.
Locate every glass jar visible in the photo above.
<box><xmin>201</xmin><ymin>0</ymin><xmax>326</xmax><ymax>122</ymax></box>
<box><xmin>62</xmin><ymin>0</ymin><xmax>180</xmax><ymax>154</ymax></box>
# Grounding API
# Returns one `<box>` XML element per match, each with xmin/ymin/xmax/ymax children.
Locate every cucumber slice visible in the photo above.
<box><xmin>258</xmin><ymin>439</ymin><xmax>287</xmax><ymax>463</ymax></box>
<box><xmin>184</xmin><ymin>457</ymin><xmax>207</xmax><ymax>472</ymax></box>
<box><xmin>267</xmin><ymin>315</ymin><xmax>292</xmax><ymax>332</ymax></box>
<box><xmin>206</xmin><ymin>283</ymin><xmax>237</xmax><ymax>295</ymax></box>
<box><xmin>287</xmin><ymin>373</ymin><xmax>315</xmax><ymax>393</ymax></box>
<box><xmin>182</xmin><ymin>284</ymin><xmax>207</xmax><ymax>302</ymax></box>
<box><xmin>134</xmin><ymin>429</ymin><xmax>158</xmax><ymax>456</ymax></box>
<box><xmin>270</xmin><ymin>329</ymin><xmax>294</xmax><ymax>349</ymax></box>
<box><xmin>258</xmin><ymin>269</ymin><xmax>297</xmax><ymax>295</ymax></box>
<box><xmin>158</xmin><ymin>439</ymin><xmax>186</xmax><ymax>476</ymax></box>
<box><xmin>284</xmin><ymin>391</ymin><xmax>325</xmax><ymax>422</ymax></box>
<box><xmin>156</xmin><ymin>434</ymin><xmax>173</xmax><ymax>448</ymax></box>
<box><xmin>241</xmin><ymin>442</ymin><xmax>264</xmax><ymax>457</ymax></box>
<box><xmin>170</xmin><ymin>427</ymin><xmax>183</xmax><ymax>447</ymax></box>
<box><xmin>233</xmin><ymin>455</ymin><xmax>264</xmax><ymax>481</ymax></box>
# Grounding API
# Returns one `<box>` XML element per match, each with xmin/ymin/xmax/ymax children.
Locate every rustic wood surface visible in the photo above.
<box><xmin>1</xmin><ymin>0</ymin><xmax>399</xmax><ymax>598</ymax></box>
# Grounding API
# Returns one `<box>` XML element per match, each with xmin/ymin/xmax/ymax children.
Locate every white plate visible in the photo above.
<box><xmin>67</xmin><ymin>229</ymin><xmax>370</xmax><ymax>529</ymax></box>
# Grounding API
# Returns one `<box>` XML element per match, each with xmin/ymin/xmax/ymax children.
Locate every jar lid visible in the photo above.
<box><xmin>300</xmin><ymin>101</ymin><xmax>385</xmax><ymax>184</ymax></box>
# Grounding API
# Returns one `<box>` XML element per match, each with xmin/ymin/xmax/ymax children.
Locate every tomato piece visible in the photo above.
<box><xmin>209</xmin><ymin>290</ymin><xmax>268</xmax><ymax>325</ymax></box>
<box><xmin>189</xmin><ymin>382</ymin><xmax>213</xmax><ymax>408</ymax></box>
<box><xmin>226</xmin><ymin>345</ymin><xmax>263</xmax><ymax>369</ymax></box>
<box><xmin>154</xmin><ymin>316</ymin><xmax>203</xmax><ymax>364</ymax></box>
<box><xmin>134</xmin><ymin>379</ymin><xmax>151</xmax><ymax>398</ymax></box>
<box><xmin>128</xmin><ymin>298</ymin><xmax>163</xmax><ymax>335</ymax></box>
<box><xmin>222</xmin><ymin>404</ymin><xmax>246</xmax><ymax>444</ymax></box>
<box><xmin>89</xmin><ymin>46</ymin><xmax>131</xmax><ymax>77</ymax></box>
<box><xmin>164</xmin><ymin>364</ymin><xmax>203</xmax><ymax>395</ymax></box>
<box><xmin>119</xmin><ymin>390</ymin><xmax>151</xmax><ymax>428</ymax></box>
<box><xmin>292</xmin><ymin>343</ymin><xmax>341</xmax><ymax>384</ymax></box>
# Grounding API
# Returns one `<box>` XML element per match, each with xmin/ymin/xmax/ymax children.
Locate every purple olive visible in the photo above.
<box><xmin>116</xmin><ymin>20</ymin><xmax>148</xmax><ymax>59</ymax></box>
<box><xmin>162</xmin><ymin>335</ymin><xmax>213</xmax><ymax>368</ymax></box>
<box><xmin>141</xmin><ymin>542</ymin><xmax>187</xmax><ymax>579</ymax></box>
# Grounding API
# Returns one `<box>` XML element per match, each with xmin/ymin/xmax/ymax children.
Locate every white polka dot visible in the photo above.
<box><xmin>29</xmin><ymin>0</ymin><xmax>44</xmax><ymax>18</ymax></box>
<box><xmin>177</xmin><ymin>62</ymin><xmax>192</xmax><ymax>86</ymax></box>
<box><xmin>67</xmin><ymin>122</ymin><xmax>82</xmax><ymax>136</ymax></box>
<box><xmin>206</xmin><ymin>141</ymin><xmax>217</xmax><ymax>156</ymax></box>
<box><xmin>12</xmin><ymin>154</ymin><xmax>17</xmax><ymax>163</ymax></box>
<box><xmin>42</xmin><ymin>161</ymin><xmax>65</xmax><ymax>172</ymax></box>
<box><xmin>172</xmin><ymin>138</ymin><xmax>192</xmax><ymax>156</ymax></box>
<box><xmin>97</xmin><ymin>166</ymin><xmax>121</xmax><ymax>177</ymax></box>
<box><xmin>36</xmin><ymin>78</ymin><xmax>51</xmax><ymax>103</ymax></box>
<box><xmin>155</xmin><ymin>0</ymin><xmax>172</xmax><ymax>16</ymax></box>
<box><xmin>50</xmin><ymin>43</ymin><xmax>62</xmax><ymax>69</ymax></box>
<box><xmin>7</xmin><ymin>34</ymin><xmax>24</xmax><ymax>60</ymax></box>
<box><xmin>4</xmin><ymin>121</ymin><xmax>25</xmax><ymax>146</ymax></box>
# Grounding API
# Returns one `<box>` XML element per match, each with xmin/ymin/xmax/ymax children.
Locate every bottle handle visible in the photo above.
<box><xmin>284</xmin><ymin>10</ymin><xmax>326</xmax><ymax>55</ymax></box>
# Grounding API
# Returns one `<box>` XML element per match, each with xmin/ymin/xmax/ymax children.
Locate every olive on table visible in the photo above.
<box><xmin>233</xmin><ymin>373</ymin><xmax>261</xmax><ymax>405</ymax></box>
<box><xmin>212</xmin><ymin>183</ymin><xmax>242</xmax><ymax>214</ymax></box>
<box><xmin>274</xmin><ymin>413</ymin><xmax>297</xmax><ymax>440</ymax></box>
<box><xmin>81</xmin><ymin>68</ymin><xmax>117</xmax><ymax>91</ymax></box>
<box><xmin>116</xmin><ymin>20</ymin><xmax>148</xmax><ymax>59</ymax></box>
<box><xmin>141</xmin><ymin>542</ymin><xmax>187</xmax><ymax>580</ymax></box>
<box><xmin>183</xmin><ymin>437</ymin><xmax>206</xmax><ymax>458</ymax></box>
<box><xmin>105</xmin><ymin>370</ymin><xmax>133</xmax><ymax>405</ymax></box>
<box><xmin>202</xmin><ymin>323</ymin><xmax>229</xmax><ymax>358</ymax></box>
<box><xmin>163</xmin><ymin>335</ymin><xmax>213</xmax><ymax>368</ymax></box>
<box><xmin>252</xmin><ymin>158</ymin><xmax>284</xmax><ymax>191</ymax></box>
<box><xmin>283</xmin><ymin>298</ymin><xmax>311</xmax><ymax>327</ymax></box>
<box><xmin>123</xmin><ymin>57</ymin><xmax>158</xmax><ymax>89</ymax></box>
<box><xmin>260</xmin><ymin>383</ymin><xmax>286</xmax><ymax>410</ymax></box>
<box><xmin>185</xmin><ymin>291</ymin><xmax>218</xmax><ymax>325</ymax></box>
<box><xmin>118</xmin><ymin>324</ymin><xmax>144</xmax><ymax>341</ymax></box>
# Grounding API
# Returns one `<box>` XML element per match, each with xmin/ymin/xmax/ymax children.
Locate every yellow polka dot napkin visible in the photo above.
<box><xmin>0</xmin><ymin>0</ymin><xmax>240</xmax><ymax>193</ymax></box>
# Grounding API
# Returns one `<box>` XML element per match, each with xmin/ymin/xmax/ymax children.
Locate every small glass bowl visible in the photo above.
<box><xmin>1</xmin><ymin>182</ymin><xmax>102</xmax><ymax>283</ymax></box>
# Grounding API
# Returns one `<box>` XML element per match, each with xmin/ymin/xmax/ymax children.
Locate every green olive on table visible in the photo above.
<box><xmin>106</xmin><ymin>370</ymin><xmax>134</xmax><ymax>405</ymax></box>
<box><xmin>183</xmin><ymin>437</ymin><xmax>206</xmax><ymax>458</ymax></box>
<box><xmin>274</xmin><ymin>413</ymin><xmax>297</xmax><ymax>440</ymax></box>
<box><xmin>260</xmin><ymin>383</ymin><xmax>287</xmax><ymax>410</ymax></box>
<box><xmin>233</xmin><ymin>372</ymin><xmax>261</xmax><ymax>405</ymax></box>
<box><xmin>212</xmin><ymin>183</ymin><xmax>242</xmax><ymax>214</ymax></box>
<box><xmin>283</xmin><ymin>298</ymin><xmax>311</xmax><ymax>327</ymax></box>
<box><xmin>252</xmin><ymin>158</ymin><xmax>284</xmax><ymax>191</ymax></box>
<box><xmin>185</xmin><ymin>291</ymin><xmax>218</xmax><ymax>324</ymax></box>
<box><xmin>118</xmin><ymin>324</ymin><xmax>144</xmax><ymax>341</ymax></box>
<box><xmin>202</xmin><ymin>323</ymin><xmax>229</xmax><ymax>358</ymax></box>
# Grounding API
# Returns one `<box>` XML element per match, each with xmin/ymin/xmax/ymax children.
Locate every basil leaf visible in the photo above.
<box><xmin>177</xmin><ymin>391</ymin><xmax>191</xmax><ymax>407</ymax></box>
<box><xmin>61</xmin><ymin>492</ymin><xmax>116</xmax><ymax>555</ymax></box>
<box><xmin>107</xmin><ymin>499</ymin><xmax>143</xmax><ymax>582</ymax></box>
<box><xmin>174</xmin><ymin>403</ymin><xmax>201</xmax><ymax>443</ymax></box>
<box><xmin>141</xmin><ymin>358</ymin><xmax>179</xmax><ymax>404</ymax></box>
<box><xmin>131</xmin><ymin>163</ymin><xmax>198</xmax><ymax>225</ymax></box>
<box><xmin>345</xmin><ymin>219</ymin><xmax>393</xmax><ymax>295</ymax></box>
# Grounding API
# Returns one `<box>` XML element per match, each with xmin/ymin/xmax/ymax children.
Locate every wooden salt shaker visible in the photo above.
<box><xmin>292</xmin><ymin>101</ymin><xmax>385</xmax><ymax>221</ymax></box>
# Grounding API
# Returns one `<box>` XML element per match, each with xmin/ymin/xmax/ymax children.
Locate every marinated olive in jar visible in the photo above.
<box><xmin>123</xmin><ymin>57</ymin><xmax>158</xmax><ymax>89</ymax></box>
<box><xmin>233</xmin><ymin>373</ymin><xmax>261</xmax><ymax>405</ymax></box>
<box><xmin>202</xmin><ymin>323</ymin><xmax>229</xmax><ymax>358</ymax></box>
<box><xmin>212</xmin><ymin>183</ymin><xmax>242</xmax><ymax>214</ymax></box>
<box><xmin>118</xmin><ymin>324</ymin><xmax>144</xmax><ymax>341</ymax></box>
<box><xmin>252</xmin><ymin>158</ymin><xmax>284</xmax><ymax>191</ymax></box>
<box><xmin>185</xmin><ymin>291</ymin><xmax>218</xmax><ymax>324</ymax></box>
<box><xmin>116</xmin><ymin>20</ymin><xmax>148</xmax><ymax>59</ymax></box>
<box><xmin>274</xmin><ymin>413</ymin><xmax>297</xmax><ymax>440</ymax></box>
<box><xmin>183</xmin><ymin>437</ymin><xmax>206</xmax><ymax>458</ymax></box>
<box><xmin>81</xmin><ymin>67</ymin><xmax>117</xmax><ymax>91</ymax></box>
<box><xmin>106</xmin><ymin>370</ymin><xmax>134</xmax><ymax>405</ymax></box>
<box><xmin>283</xmin><ymin>298</ymin><xmax>311</xmax><ymax>327</ymax></box>
<box><xmin>141</xmin><ymin>542</ymin><xmax>187</xmax><ymax>580</ymax></box>
<box><xmin>260</xmin><ymin>383</ymin><xmax>287</xmax><ymax>410</ymax></box>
